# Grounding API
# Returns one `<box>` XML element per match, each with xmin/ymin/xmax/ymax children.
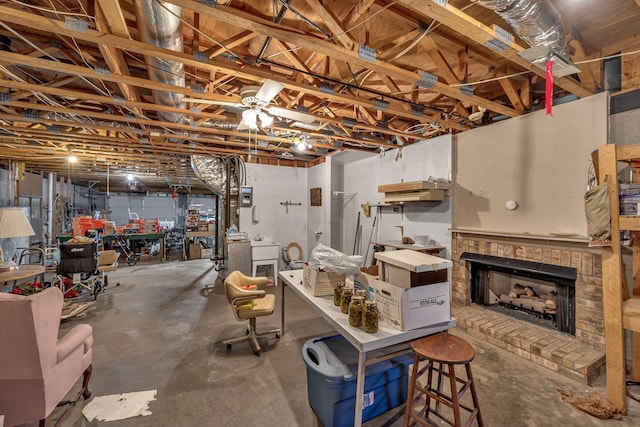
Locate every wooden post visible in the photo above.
<box><xmin>598</xmin><ymin>144</ymin><xmax>627</xmax><ymax>413</ymax></box>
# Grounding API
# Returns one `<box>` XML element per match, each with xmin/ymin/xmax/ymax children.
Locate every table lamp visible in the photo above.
<box><xmin>0</xmin><ymin>207</ymin><xmax>35</xmax><ymax>272</ymax></box>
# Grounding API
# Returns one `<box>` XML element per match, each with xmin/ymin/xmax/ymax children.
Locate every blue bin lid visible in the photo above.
<box><xmin>303</xmin><ymin>335</ymin><xmax>411</xmax><ymax>381</ymax></box>
<box><xmin>303</xmin><ymin>335</ymin><xmax>354</xmax><ymax>380</ymax></box>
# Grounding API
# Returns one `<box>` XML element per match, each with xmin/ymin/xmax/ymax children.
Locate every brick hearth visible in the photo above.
<box><xmin>452</xmin><ymin>232</ymin><xmax>605</xmax><ymax>384</ymax></box>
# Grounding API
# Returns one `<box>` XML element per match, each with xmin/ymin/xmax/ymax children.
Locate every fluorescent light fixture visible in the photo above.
<box><xmin>518</xmin><ymin>45</ymin><xmax>581</xmax><ymax>78</ymax></box>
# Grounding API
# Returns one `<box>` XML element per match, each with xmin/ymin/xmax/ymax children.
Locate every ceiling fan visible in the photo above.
<box><xmin>183</xmin><ymin>79</ymin><xmax>316</xmax><ymax>130</ymax></box>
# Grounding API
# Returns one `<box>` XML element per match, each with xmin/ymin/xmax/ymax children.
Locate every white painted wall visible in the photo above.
<box><xmin>339</xmin><ymin>134</ymin><xmax>453</xmax><ymax>263</ymax></box>
<box><xmin>307</xmin><ymin>161</ymin><xmax>331</xmax><ymax>253</ymax></box>
<box><xmin>239</xmin><ymin>163</ymin><xmax>308</xmax><ymax>264</ymax></box>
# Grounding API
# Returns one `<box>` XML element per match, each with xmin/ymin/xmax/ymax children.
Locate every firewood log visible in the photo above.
<box><xmin>509</xmin><ymin>283</ymin><xmax>526</xmax><ymax>298</ymax></box>
<box><xmin>545</xmin><ymin>290</ymin><xmax>557</xmax><ymax>310</ymax></box>
<box><xmin>524</xmin><ymin>286</ymin><xmax>537</xmax><ymax>298</ymax></box>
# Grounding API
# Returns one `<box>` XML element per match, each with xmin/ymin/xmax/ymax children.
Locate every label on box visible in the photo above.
<box><xmin>363</xmin><ymin>391</ymin><xmax>374</xmax><ymax>408</ymax></box>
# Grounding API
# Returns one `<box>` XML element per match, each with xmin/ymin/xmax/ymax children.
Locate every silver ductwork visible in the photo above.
<box><xmin>473</xmin><ymin>0</ymin><xmax>568</xmax><ymax>58</ymax></box>
<box><xmin>200</xmin><ymin>120</ymin><xmax>240</xmax><ymax>130</ymax></box>
<box><xmin>133</xmin><ymin>0</ymin><xmax>187</xmax><ymax>124</ymax></box>
<box><xmin>191</xmin><ymin>155</ymin><xmax>240</xmax><ymax>197</ymax></box>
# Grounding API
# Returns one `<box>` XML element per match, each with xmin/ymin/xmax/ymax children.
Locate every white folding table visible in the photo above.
<box><xmin>278</xmin><ymin>269</ymin><xmax>455</xmax><ymax>427</ymax></box>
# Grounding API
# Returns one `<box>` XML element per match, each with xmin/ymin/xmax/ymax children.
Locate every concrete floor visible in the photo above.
<box><xmin>31</xmin><ymin>259</ymin><xmax>640</xmax><ymax>427</ymax></box>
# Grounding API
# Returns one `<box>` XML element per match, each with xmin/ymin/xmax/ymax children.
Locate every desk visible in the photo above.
<box><xmin>0</xmin><ymin>265</ymin><xmax>46</xmax><ymax>286</ymax></box>
<box><xmin>278</xmin><ymin>270</ymin><xmax>455</xmax><ymax>427</ymax></box>
<box><xmin>372</xmin><ymin>240</ymin><xmax>444</xmax><ymax>256</ymax></box>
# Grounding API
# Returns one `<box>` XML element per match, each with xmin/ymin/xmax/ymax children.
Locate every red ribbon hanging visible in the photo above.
<box><xmin>545</xmin><ymin>59</ymin><xmax>553</xmax><ymax>116</ymax></box>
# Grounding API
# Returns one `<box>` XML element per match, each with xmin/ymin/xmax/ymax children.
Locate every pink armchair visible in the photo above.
<box><xmin>0</xmin><ymin>287</ymin><xmax>93</xmax><ymax>427</ymax></box>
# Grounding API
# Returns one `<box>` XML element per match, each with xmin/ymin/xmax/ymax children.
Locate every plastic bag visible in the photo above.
<box><xmin>308</xmin><ymin>244</ymin><xmax>363</xmax><ymax>276</ymax></box>
<box><xmin>584</xmin><ymin>182</ymin><xmax>612</xmax><ymax>247</ymax></box>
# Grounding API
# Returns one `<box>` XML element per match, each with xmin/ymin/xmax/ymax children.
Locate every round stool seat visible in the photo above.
<box><xmin>405</xmin><ymin>332</ymin><xmax>483</xmax><ymax>427</ymax></box>
<box><xmin>410</xmin><ymin>332</ymin><xmax>475</xmax><ymax>364</ymax></box>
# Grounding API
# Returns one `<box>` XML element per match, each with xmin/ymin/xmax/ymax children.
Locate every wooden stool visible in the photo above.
<box><xmin>404</xmin><ymin>332</ymin><xmax>483</xmax><ymax>427</ymax></box>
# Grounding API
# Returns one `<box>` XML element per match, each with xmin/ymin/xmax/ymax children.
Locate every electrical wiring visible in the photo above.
<box><xmin>575</xmin><ymin>48</ymin><xmax>640</xmax><ymax>65</ymax></box>
<box><xmin>7</xmin><ymin>0</ymin><xmax>96</xmax><ymax>21</ymax></box>
<box><xmin>274</xmin><ymin>0</ymin><xmax>361</xmax><ymax>88</ymax></box>
<box><xmin>446</xmin><ymin>47</ymin><xmax>640</xmax><ymax>88</ymax></box>
<box><xmin>0</xmin><ymin>22</ymin><xmax>114</xmax><ymax>102</ymax></box>
<box><xmin>155</xmin><ymin>0</ymin><xmax>244</xmax><ymax>63</ymax></box>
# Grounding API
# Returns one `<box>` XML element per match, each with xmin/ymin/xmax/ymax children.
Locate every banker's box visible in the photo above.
<box><xmin>302</xmin><ymin>264</ymin><xmax>344</xmax><ymax>296</ymax></box>
<box><xmin>350</xmin><ymin>272</ymin><xmax>451</xmax><ymax>331</ymax></box>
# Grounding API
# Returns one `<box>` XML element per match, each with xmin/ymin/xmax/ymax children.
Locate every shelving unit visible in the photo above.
<box><xmin>598</xmin><ymin>143</ymin><xmax>640</xmax><ymax>413</ymax></box>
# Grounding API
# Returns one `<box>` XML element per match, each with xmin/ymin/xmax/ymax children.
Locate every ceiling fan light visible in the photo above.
<box><xmin>259</xmin><ymin>111</ymin><xmax>273</xmax><ymax>127</ymax></box>
<box><xmin>242</xmin><ymin>109</ymin><xmax>257</xmax><ymax>128</ymax></box>
<box><xmin>293</xmin><ymin>141</ymin><xmax>306</xmax><ymax>152</ymax></box>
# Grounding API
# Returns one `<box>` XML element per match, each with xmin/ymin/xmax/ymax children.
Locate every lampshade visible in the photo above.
<box><xmin>0</xmin><ymin>208</ymin><xmax>35</xmax><ymax>238</ymax></box>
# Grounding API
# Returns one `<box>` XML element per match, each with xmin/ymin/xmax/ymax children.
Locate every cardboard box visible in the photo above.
<box><xmin>382</xmin><ymin>264</ymin><xmax>448</xmax><ymax>289</ymax></box>
<box><xmin>349</xmin><ymin>272</ymin><xmax>450</xmax><ymax>331</ymax></box>
<box><xmin>189</xmin><ymin>242</ymin><xmax>202</xmax><ymax>260</ymax></box>
<box><xmin>201</xmin><ymin>248</ymin><xmax>213</xmax><ymax>258</ymax></box>
<box><xmin>303</xmin><ymin>264</ymin><xmax>345</xmax><ymax>296</ymax></box>
<box><xmin>360</xmin><ymin>265</ymin><xmax>380</xmax><ymax>277</ymax></box>
<box><xmin>375</xmin><ymin>250</ymin><xmax>451</xmax><ymax>289</ymax></box>
<box><xmin>189</xmin><ymin>242</ymin><xmax>213</xmax><ymax>259</ymax></box>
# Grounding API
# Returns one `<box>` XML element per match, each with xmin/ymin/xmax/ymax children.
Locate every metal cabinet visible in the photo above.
<box><xmin>225</xmin><ymin>238</ymin><xmax>251</xmax><ymax>276</ymax></box>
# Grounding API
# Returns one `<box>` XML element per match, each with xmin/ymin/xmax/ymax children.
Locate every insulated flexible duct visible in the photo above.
<box><xmin>191</xmin><ymin>156</ymin><xmax>240</xmax><ymax>197</ymax></box>
<box><xmin>473</xmin><ymin>0</ymin><xmax>568</xmax><ymax>58</ymax></box>
<box><xmin>133</xmin><ymin>0</ymin><xmax>187</xmax><ymax>124</ymax></box>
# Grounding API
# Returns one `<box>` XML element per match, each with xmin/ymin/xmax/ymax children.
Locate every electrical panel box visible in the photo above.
<box><xmin>240</xmin><ymin>186</ymin><xmax>253</xmax><ymax>207</ymax></box>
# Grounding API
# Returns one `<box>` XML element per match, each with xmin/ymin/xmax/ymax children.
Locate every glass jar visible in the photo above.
<box><xmin>340</xmin><ymin>288</ymin><xmax>353</xmax><ymax>314</ymax></box>
<box><xmin>333</xmin><ymin>282</ymin><xmax>345</xmax><ymax>306</ymax></box>
<box><xmin>355</xmin><ymin>289</ymin><xmax>368</xmax><ymax>300</ymax></box>
<box><xmin>363</xmin><ymin>300</ymin><xmax>379</xmax><ymax>333</ymax></box>
<box><xmin>348</xmin><ymin>295</ymin><xmax>365</xmax><ymax>327</ymax></box>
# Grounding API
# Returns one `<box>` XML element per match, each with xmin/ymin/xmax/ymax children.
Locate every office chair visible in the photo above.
<box><xmin>222</xmin><ymin>271</ymin><xmax>280</xmax><ymax>356</ymax></box>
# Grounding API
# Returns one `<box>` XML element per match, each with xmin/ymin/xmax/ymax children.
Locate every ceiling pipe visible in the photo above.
<box><xmin>472</xmin><ymin>0</ymin><xmax>569</xmax><ymax>58</ymax></box>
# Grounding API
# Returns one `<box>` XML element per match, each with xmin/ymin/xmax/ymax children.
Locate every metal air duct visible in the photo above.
<box><xmin>473</xmin><ymin>0</ymin><xmax>568</xmax><ymax>59</ymax></box>
<box><xmin>191</xmin><ymin>156</ymin><xmax>240</xmax><ymax>197</ymax></box>
<box><xmin>133</xmin><ymin>0</ymin><xmax>187</xmax><ymax>124</ymax></box>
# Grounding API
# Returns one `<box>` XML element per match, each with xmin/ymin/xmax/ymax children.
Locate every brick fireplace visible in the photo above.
<box><xmin>451</xmin><ymin>232</ymin><xmax>605</xmax><ymax>384</ymax></box>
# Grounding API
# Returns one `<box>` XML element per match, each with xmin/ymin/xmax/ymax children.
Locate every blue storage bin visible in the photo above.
<box><xmin>302</xmin><ymin>334</ymin><xmax>413</xmax><ymax>427</ymax></box>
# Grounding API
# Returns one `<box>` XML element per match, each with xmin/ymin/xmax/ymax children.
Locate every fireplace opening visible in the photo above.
<box><xmin>460</xmin><ymin>253</ymin><xmax>576</xmax><ymax>335</ymax></box>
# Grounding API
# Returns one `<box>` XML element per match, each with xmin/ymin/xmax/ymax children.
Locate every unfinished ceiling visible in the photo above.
<box><xmin>0</xmin><ymin>0</ymin><xmax>639</xmax><ymax>192</ymax></box>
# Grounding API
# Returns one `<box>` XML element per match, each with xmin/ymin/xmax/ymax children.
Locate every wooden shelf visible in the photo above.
<box><xmin>598</xmin><ymin>143</ymin><xmax>640</xmax><ymax>414</ymax></box>
<box><xmin>623</xmin><ymin>297</ymin><xmax>640</xmax><ymax>332</ymax></box>
<box><xmin>619</xmin><ymin>216</ymin><xmax>640</xmax><ymax>231</ymax></box>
